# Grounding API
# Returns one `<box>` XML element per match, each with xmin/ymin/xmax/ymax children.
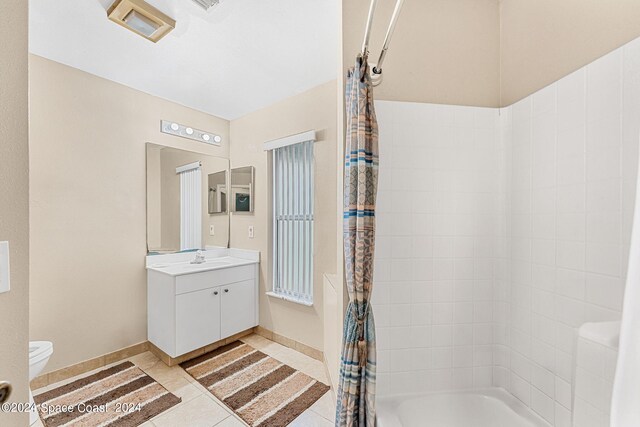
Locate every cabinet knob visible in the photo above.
<box><xmin>213</xmin><ymin>291</ymin><xmax>219</xmax><ymax>295</ymax></box>
<box><xmin>224</xmin><ymin>289</ymin><xmax>229</xmax><ymax>293</ymax></box>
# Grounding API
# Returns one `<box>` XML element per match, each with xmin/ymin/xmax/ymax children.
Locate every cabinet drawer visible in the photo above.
<box><xmin>175</xmin><ymin>264</ymin><xmax>255</xmax><ymax>295</ymax></box>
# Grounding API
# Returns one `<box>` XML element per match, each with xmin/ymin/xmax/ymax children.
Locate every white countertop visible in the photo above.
<box><xmin>147</xmin><ymin>256</ymin><xmax>258</xmax><ymax>277</ymax></box>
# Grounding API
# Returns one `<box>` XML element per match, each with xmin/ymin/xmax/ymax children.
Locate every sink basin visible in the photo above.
<box><xmin>183</xmin><ymin>260</ymin><xmax>232</xmax><ymax>269</ymax></box>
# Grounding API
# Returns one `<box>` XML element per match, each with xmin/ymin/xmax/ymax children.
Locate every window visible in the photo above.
<box><xmin>268</xmin><ymin>133</ymin><xmax>315</xmax><ymax>305</ymax></box>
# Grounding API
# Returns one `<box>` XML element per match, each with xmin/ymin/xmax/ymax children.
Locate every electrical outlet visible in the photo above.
<box><xmin>248</xmin><ymin>226</ymin><xmax>254</xmax><ymax>239</ymax></box>
<box><xmin>0</xmin><ymin>242</ymin><xmax>9</xmax><ymax>294</ymax></box>
<box><xmin>209</xmin><ymin>225</ymin><xmax>215</xmax><ymax>236</ymax></box>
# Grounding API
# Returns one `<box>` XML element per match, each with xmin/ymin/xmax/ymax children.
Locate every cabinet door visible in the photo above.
<box><xmin>176</xmin><ymin>287</ymin><xmax>221</xmax><ymax>356</ymax></box>
<box><xmin>221</xmin><ymin>279</ymin><xmax>256</xmax><ymax>338</ymax></box>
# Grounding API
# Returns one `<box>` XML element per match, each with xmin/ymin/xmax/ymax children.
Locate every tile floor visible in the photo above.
<box><xmin>32</xmin><ymin>334</ymin><xmax>336</xmax><ymax>427</ymax></box>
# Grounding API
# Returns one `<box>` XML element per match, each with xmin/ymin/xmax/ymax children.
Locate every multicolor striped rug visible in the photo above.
<box><xmin>34</xmin><ymin>361</ymin><xmax>181</xmax><ymax>427</ymax></box>
<box><xmin>181</xmin><ymin>341</ymin><xmax>330</xmax><ymax>427</ymax></box>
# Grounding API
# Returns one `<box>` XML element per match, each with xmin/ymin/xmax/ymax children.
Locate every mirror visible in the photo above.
<box><xmin>230</xmin><ymin>166</ymin><xmax>255</xmax><ymax>213</ymax></box>
<box><xmin>146</xmin><ymin>143</ymin><xmax>230</xmax><ymax>253</ymax></box>
<box><xmin>208</xmin><ymin>171</ymin><xmax>227</xmax><ymax>214</ymax></box>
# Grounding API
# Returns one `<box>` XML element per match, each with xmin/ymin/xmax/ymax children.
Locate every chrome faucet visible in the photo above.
<box><xmin>190</xmin><ymin>250</ymin><xmax>206</xmax><ymax>264</ymax></box>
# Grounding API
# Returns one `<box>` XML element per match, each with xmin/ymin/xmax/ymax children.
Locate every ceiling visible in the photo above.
<box><xmin>29</xmin><ymin>0</ymin><xmax>338</xmax><ymax>120</ymax></box>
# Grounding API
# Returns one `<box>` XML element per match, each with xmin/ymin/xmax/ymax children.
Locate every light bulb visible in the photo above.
<box><xmin>202</xmin><ymin>134</ymin><xmax>211</xmax><ymax>142</ymax></box>
<box><xmin>170</xmin><ymin>123</ymin><xmax>179</xmax><ymax>131</ymax></box>
<box><xmin>185</xmin><ymin>127</ymin><xmax>194</xmax><ymax>135</ymax></box>
<box><xmin>213</xmin><ymin>135</ymin><xmax>222</xmax><ymax>143</ymax></box>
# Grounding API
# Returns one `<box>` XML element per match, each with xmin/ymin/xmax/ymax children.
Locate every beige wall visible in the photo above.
<box><xmin>29</xmin><ymin>55</ymin><xmax>230</xmax><ymax>372</ymax></box>
<box><xmin>343</xmin><ymin>0</ymin><xmax>640</xmax><ymax>108</ymax></box>
<box><xmin>500</xmin><ymin>0</ymin><xmax>640</xmax><ymax>105</ymax></box>
<box><xmin>342</xmin><ymin>0</ymin><xmax>501</xmax><ymax>107</ymax></box>
<box><xmin>230</xmin><ymin>81</ymin><xmax>338</xmax><ymax>351</ymax></box>
<box><xmin>0</xmin><ymin>1</ymin><xmax>29</xmax><ymax>425</ymax></box>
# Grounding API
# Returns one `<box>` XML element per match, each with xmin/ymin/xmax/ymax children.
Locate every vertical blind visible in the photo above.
<box><xmin>272</xmin><ymin>140</ymin><xmax>314</xmax><ymax>304</ymax></box>
<box><xmin>177</xmin><ymin>162</ymin><xmax>202</xmax><ymax>251</ymax></box>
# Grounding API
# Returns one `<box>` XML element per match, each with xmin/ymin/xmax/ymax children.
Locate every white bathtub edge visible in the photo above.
<box><xmin>377</xmin><ymin>387</ymin><xmax>551</xmax><ymax>427</ymax></box>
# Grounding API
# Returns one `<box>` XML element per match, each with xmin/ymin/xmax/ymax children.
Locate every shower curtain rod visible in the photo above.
<box><xmin>361</xmin><ymin>0</ymin><xmax>405</xmax><ymax>80</ymax></box>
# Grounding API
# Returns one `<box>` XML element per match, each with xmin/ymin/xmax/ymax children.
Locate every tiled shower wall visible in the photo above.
<box><xmin>494</xmin><ymin>38</ymin><xmax>640</xmax><ymax>426</ymax></box>
<box><xmin>374</xmin><ymin>35</ymin><xmax>640</xmax><ymax>425</ymax></box>
<box><xmin>373</xmin><ymin>101</ymin><xmax>504</xmax><ymax>396</ymax></box>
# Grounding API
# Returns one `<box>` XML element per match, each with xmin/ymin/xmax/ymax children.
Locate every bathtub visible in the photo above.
<box><xmin>378</xmin><ymin>388</ymin><xmax>550</xmax><ymax>427</ymax></box>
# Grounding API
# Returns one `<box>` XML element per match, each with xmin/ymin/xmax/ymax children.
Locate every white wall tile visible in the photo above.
<box><xmin>388</xmin><ymin>283</ymin><xmax>412</xmax><ymax>304</ymax></box>
<box><xmin>557</xmin><ymin>154</ymin><xmax>586</xmax><ymax>186</ymax></box>
<box><xmin>453</xmin><ymin>324</ymin><xmax>473</xmax><ymax>346</ymax></box>
<box><xmin>555</xmin><ymin>403</ymin><xmax>572</xmax><ymax>427</ymax></box>
<box><xmin>557</xmin><ymin>126</ymin><xmax>586</xmax><ymax>159</ymax></box>
<box><xmin>556</xmin><ymin>351</ymin><xmax>574</xmax><ymax>382</ymax></box>
<box><xmin>473</xmin><ymin>367</ymin><xmax>493</xmax><ymax>387</ymax></box>
<box><xmin>586</xmin><ymin>179</ymin><xmax>621</xmax><ymax>213</ymax></box>
<box><xmin>532</xmin><ymin>340</ymin><xmax>556</xmax><ymax>372</ymax></box>
<box><xmin>532</xmin><ymin>386</ymin><xmax>556</xmax><ymax>423</ymax></box>
<box><xmin>511</xmin><ymin>372</ymin><xmax>532</xmax><ymax>405</ymax></box>
<box><xmin>556</xmin><ymin>213</ymin><xmax>586</xmax><ymax>241</ymax></box>
<box><xmin>373</xmin><ymin>36</ymin><xmax>634</xmax><ymax>422</ymax></box>
<box><xmin>501</xmin><ymin>39</ymin><xmax>632</xmax><ymax>426</ymax></box>
<box><xmin>555</xmin><ymin>376</ymin><xmax>572</xmax><ymax>409</ymax></box>
<box><xmin>389</xmin><ymin>304</ymin><xmax>412</xmax><ymax>326</ymax></box>
<box><xmin>556</xmin><ymin>240</ymin><xmax>585</xmax><ymax>270</ymax></box>
<box><xmin>432</xmin><ymin>325</ymin><xmax>453</xmax><ymax>347</ymax></box>
<box><xmin>410</xmin><ymin>303</ymin><xmax>432</xmax><ymax>326</ymax></box>
<box><xmin>391</xmin><ymin>236</ymin><xmax>413</xmax><ymax>259</ymax></box>
<box><xmin>511</xmin><ymin>351</ymin><xmax>532</xmax><ymax>381</ymax></box>
<box><xmin>587</xmin><ymin>50</ymin><xmax>622</xmax><ymax>123</ymax></box>
<box><xmin>586</xmin><ymin>241</ymin><xmax>622</xmax><ymax>276</ymax></box>
<box><xmin>585</xmin><ymin>273</ymin><xmax>623</xmax><ymax>310</ymax></box>
<box><xmin>433</xmin><ymin>303</ymin><xmax>454</xmax><ymax>324</ymax></box>
<box><xmin>532</xmin><ymin>364</ymin><xmax>556</xmax><ymax>397</ymax></box>
<box><xmin>370</xmin><ymin>101</ymin><xmax>503</xmax><ymax>398</ymax></box>
<box><xmin>587</xmin><ymin>146</ymin><xmax>621</xmax><ymax>182</ymax></box>
<box><xmin>556</xmin><ymin>268</ymin><xmax>586</xmax><ymax>300</ymax></box>
<box><xmin>452</xmin><ymin>368</ymin><xmax>473</xmax><ymax>388</ymax></box>
<box><xmin>557</xmin><ymin>184</ymin><xmax>586</xmax><ymax>213</ymax></box>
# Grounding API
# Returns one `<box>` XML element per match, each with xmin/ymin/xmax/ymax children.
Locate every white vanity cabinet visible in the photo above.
<box><xmin>220</xmin><ymin>279</ymin><xmax>256</xmax><ymax>337</ymax></box>
<box><xmin>175</xmin><ymin>286</ymin><xmax>221</xmax><ymax>356</ymax></box>
<box><xmin>147</xmin><ymin>257</ymin><xmax>259</xmax><ymax>358</ymax></box>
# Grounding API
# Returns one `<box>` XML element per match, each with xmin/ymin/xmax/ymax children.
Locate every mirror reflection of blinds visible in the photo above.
<box><xmin>177</xmin><ymin>163</ymin><xmax>202</xmax><ymax>251</ymax></box>
<box><xmin>272</xmin><ymin>140</ymin><xmax>314</xmax><ymax>304</ymax></box>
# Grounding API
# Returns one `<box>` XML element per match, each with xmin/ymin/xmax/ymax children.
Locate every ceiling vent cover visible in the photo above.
<box><xmin>191</xmin><ymin>0</ymin><xmax>220</xmax><ymax>11</ymax></box>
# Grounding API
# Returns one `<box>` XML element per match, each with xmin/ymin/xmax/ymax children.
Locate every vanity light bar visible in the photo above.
<box><xmin>161</xmin><ymin>120</ymin><xmax>222</xmax><ymax>146</ymax></box>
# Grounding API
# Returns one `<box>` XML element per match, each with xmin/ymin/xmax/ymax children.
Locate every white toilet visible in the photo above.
<box><xmin>28</xmin><ymin>341</ymin><xmax>53</xmax><ymax>425</ymax></box>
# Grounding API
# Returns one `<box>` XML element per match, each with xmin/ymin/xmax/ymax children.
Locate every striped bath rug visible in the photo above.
<box><xmin>181</xmin><ymin>341</ymin><xmax>330</xmax><ymax>427</ymax></box>
<box><xmin>34</xmin><ymin>361</ymin><xmax>181</xmax><ymax>427</ymax></box>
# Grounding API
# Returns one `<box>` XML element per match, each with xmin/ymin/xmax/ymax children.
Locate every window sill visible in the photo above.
<box><xmin>266</xmin><ymin>291</ymin><xmax>313</xmax><ymax>307</ymax></box>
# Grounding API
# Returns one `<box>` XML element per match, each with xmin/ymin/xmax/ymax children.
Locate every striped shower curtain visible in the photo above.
<box><xmin>335</xmin><ymin>54</ymin><xmax>379</xmax><ymax>426</ymax></box>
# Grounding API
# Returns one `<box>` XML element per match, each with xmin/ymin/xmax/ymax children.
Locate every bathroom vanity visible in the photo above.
<box><xmin>146</xmin><ymin>249</ymin><xmax>259</xmax><ymax>359</ymax></box>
